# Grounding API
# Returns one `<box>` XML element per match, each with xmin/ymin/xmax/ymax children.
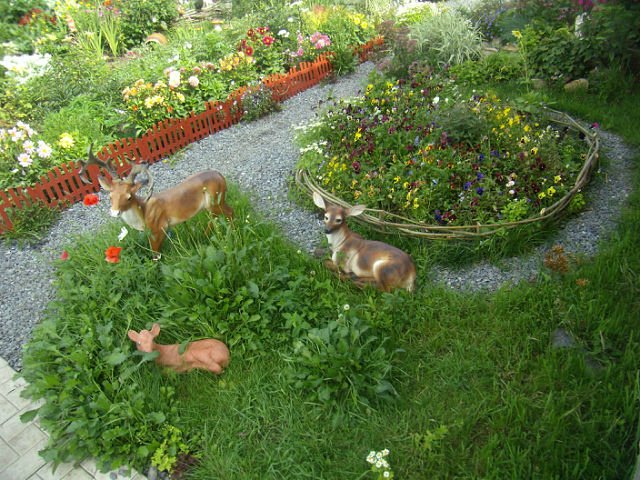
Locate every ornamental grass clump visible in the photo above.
<box><xmin>296</xmin><ymin>70</ymin><xmax>590</xmax><ymax>228</ymax></box>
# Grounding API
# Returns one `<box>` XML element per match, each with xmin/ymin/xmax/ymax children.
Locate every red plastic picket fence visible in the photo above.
<box><xmin>0</xmin><ymin>37</ymin><xmax>384</xmax><ymax>234</ymax></box>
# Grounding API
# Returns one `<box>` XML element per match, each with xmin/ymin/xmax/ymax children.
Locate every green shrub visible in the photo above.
<box><xmin>450</xmin><ymin>52</ymin><xmax>524</xmax><ymax>85</ymax></box>
<box><xmin>240</xmin><ymin>83</ymin><xmax>281</xmax><ymax>121</ymax></box>
<box><xmin>0</xmin><ymin>199</ymin><xmax>60</xmax><ymax>246</ymax></box>
<box><xmin>459</xmin><ymin>0</ymin><xmax>509</xmax><ymax>41</ymax></box>
<box><xmin>579</xmin><ymin>3</ymin><xmax>640</xmax><ymax>77</ymax></box>
<box><xmin>116</xmin><ymin>0</ymin><xmax>179</xmax><ymax>50</ymax></box>
<box><xmin>520</xmin><ymin>23</ymin><xmax>583</xmax><ymax>80</ymax></box>
<box><xmin>409</xmin><ymin>10</ymin><xmax>483</xmax><ymax>69</ymax></box>
<box><xmin>284</xmin><ymin>313</ymin><xmax>399</xmax><ymax>409</ymax></box>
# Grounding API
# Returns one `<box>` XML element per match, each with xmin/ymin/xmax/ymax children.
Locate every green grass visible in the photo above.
<box><xmin>18</xmin><ymin>83</ymin><xmax>640</xmax><ymax>479</ymax></box>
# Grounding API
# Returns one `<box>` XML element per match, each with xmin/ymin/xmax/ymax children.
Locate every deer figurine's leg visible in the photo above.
<box><xmin>209</xmin><ymin>202</ymin><xmax>233</xmax><ymax>220</ymax></box>
<box><xmin>149</xmin><ymin>229</ymin><xmax>166</xmax><ymax>260</ymax></box>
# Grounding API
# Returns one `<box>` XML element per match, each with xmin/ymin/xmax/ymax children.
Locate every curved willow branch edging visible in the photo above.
<box><xmin>295</xmin><ymin>108</ymin><xmax>600</xmax><ymax>240</ymax></box>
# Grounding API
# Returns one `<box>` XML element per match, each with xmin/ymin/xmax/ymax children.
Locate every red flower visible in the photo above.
<box><xmin>262</xmin><ymin>36</ymin><xmax>274</xmax><ymax>47</ymax></box>
<box><xmin>60</xmin><ymin>250</ymin><xmax>69</xmax><ymax>261</ymax></box>
<box><xmin>105</xmin><ymin>246</ymin><xmax>123</xmax><ymax>263</ymax></box>
<box><xmin>245</xmin><ymin>46</ymin><xmax>254</xmax><ymax>56</ymax></box>
<box><xmin>83</xmin><ymin>193</ymin><xmax>99</xmax><ymax>206</ymax></box>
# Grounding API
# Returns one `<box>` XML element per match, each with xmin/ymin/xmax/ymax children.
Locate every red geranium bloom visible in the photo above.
<box><xmin>105</xmin><ymin>246</ymin><xmax>122</xmax><ymax>263</ymax></box>
<box><xmin>262</xmin><ymin>35</ymin><xmax>274</xmax><ymax>47</ymax></box>
<box><xmin>60</xmin><ymin>250</ymin><xmax>69</xmax><ymax>261</ymax></box>
<box><xmin>83</xmin><ymin>193</ymin><xmax>99</xmax><ymax>206</ymax></box>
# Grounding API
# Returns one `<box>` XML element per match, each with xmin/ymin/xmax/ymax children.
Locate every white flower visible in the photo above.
<box><xmin>381</xmin><ymin>449</ymin><xmax>390</xmax><ymax>456</ymax></box>
<box><xmin>22</xmin><ymin>140</ymin><xmax>35</xmax><ymax>154</ymax></box>
<box><xmin>8</xmin><ymin>128</ymin><xmax>22</xmax><ymax>142</ymax></box>
<box><xmin>17</xmin><ymin>153</ymin><xmax>32</xmax><ymax>167</ymax></box>
<box><xmin>37</xmin><ymin>141</ymin><xmax>52</xmax><ymax>158</ymax></box>
<box><xmin>343</xmin><ymin>304</ymin><xmax>350</xmax><ymax>311</ymax></box>
<box><xmin>188</xmin><ymin>75</ymin><xmax>199</xmax><ymax>87</ymax></box>
<box><xmin>509</xmin><ymin>189</ymin><xmax>515</xmax><ymax>195</ymax></box>
<box><xmin>184</xmin><ymin>41</ymin><xmax>192</xmax><ymax>49</ymax></box>
<box><xmin>118</xmin><ymin>226</ymin><xmax>129</xmax><ymax>241</ymax></box>
<box><xmin>383</xmin><ymin>472</ymin><xmax>390</xmax><ymax>478</ymax></box>
<box><xmin>432</xmin><ymin>96</ymin><xmax>440</xmax><ymax>105</ymax></box>
<box><xmin>506</xmin><ymin>180</ymin><xmax>515</xmax><ymax>187</ymax></box>
<box><xmin>277</xmin><ymin>29</ymin><xmax>289</xmax><ymax>38</ymax></box>
<box><xmin>168</xmin><ymin>70</ymin><xmax>181</xmax><ymax>88</ymax></box>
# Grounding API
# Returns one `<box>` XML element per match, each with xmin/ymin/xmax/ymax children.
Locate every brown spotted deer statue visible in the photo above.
<box><xmin>128</xmin><ymin>323</ymin><xmax>230</xmax><ymax>374</ymax></box>
<box><xmin>313</xmin><ymin>192</ymin><xmax>416</xmax><ymax>292</ymax></box>
<box><xmin>80</xmin><ymin>146</ymin><xmax>233</xmax><ymax>258</ymax></box>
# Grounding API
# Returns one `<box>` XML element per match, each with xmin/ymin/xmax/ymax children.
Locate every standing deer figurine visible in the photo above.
<box><xmin>79</xmin><ymin>145</ymin><xmax>233</xmax><ymax>258</ymax></box>
<box><xmin>313</xmin><ymin>192</ymin><xmax>416</xmax><ymax>292</ymax></box>
<box><xmin>128</xmin><ymin>323</ymin><xmax>230</xmax><ymax>374</ymax></box>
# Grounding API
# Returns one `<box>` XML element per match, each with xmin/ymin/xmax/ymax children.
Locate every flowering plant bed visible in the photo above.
<box><xmin>295</xmin><ymin>72</ymin><xmax>599</xmax><ymax>240</ymax></box>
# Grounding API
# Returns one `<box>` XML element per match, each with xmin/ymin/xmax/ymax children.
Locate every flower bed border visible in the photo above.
<box><xmin>295</xmin><ymin>108</ymin><xmax>600</xmax><ymax>240</ymax></box>
<box><xmin>0</xmin><ymin>37</ymin><xmax>385</xmax><ymax>234</ymax></box>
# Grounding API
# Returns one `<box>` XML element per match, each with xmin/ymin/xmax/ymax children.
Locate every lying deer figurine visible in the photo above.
<box><xmin>128</xmin><ymin>323</ymin><xmax>230</xmax><ymax>374</ymax></box>
<box><xmin>80</xmin><ymin>145</ymin><xmax>233</xmax><ymax>258</ymax></box>
<box><xmin>313</xmin><ymin>192</ymin><xmax>416</xmax><ymax>292</ymax></box>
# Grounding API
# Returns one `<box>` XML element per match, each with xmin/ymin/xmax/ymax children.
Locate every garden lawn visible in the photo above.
<box><xmin>19</xmin><ymin>97</ymin><xmax>640</xmax><ymax>477</ymax></box>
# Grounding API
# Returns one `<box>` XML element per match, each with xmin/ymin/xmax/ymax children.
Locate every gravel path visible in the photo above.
<box><xmin>0</xmin><ymin>61</ymin><xmax>636</xmax><ymax>371</ymax></box>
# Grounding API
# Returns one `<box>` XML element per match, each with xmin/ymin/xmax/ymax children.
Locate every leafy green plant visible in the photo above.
<box><xmin>240</xmin><ymin>83</ymin><xmax>281</xmax><ymax>122</ymax></box>
<box><xmin>460</xmin><ymin>0</ymin><xmax>508</xmax><ymax>41</ymax></box>
<box><xmin>0</xmin><ymin>199</ymin><xmax>60</xmax><ymax>246</ymax></box>
<box><xmin>116</xmin><ymin>0</ymin><xmax>179</xmax><ymax>50</ymax></box>
<box><xmin>284</xmin><ymin>312</ymin><xmax>399</xmax><ymax>409</ymax></box>
<box><xmin>150</xmin><ymin>424</ymin><xmax>190</xmax><ymax>473</ymax></box>
<box><xmin>409</xmin><ymin>10</ymin><xmax>483</xmax><ymax>69</ymax></box>
<box><xmin>450</xmin><ymin>51</ymin><xmax>524</xmax><ymax>85</ymax></box>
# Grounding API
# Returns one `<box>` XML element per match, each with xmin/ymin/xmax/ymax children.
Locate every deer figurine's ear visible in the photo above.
<box><xmin>347</xmin><ymin>205</ymin><xmax>366</xmax><ymax>217</ymax></box>
<box><xmin>127</xmin><ymin>330</ymin><xmax>139</xmax><ymax>342</ymax></box>
<box><xmin>313</xmin><ymin>192</ymin><xmax>326</xmax><ymax>210</ymax></box>
<box><xmin>150</xmin><ymin>323</ymin><xmax>161</xmax><ymax>337</ymax></box>
<box><xmin>98</xmin><ymin>177</ymin><xmax>112</xmax><ymax>191</ymax></box>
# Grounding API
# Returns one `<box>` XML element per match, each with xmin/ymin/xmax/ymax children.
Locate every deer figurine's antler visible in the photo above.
<box><xmin>78</xmin><ymin>143</ymin><xmax>118</xmax><ymax>185</ymax></box>
<box><xmin>124</xmin><ymin>163</ymin><xmax>154</xmax><ymax>201</ymax></box>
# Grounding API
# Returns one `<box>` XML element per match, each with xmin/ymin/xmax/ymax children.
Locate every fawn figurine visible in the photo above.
<box><xmin>313</xmin><ymin>192</ymin><xmax>416</xmax><ymax>292</ymax></box>
<box><xmin>128</xmin><ymin>323</ymin><xmax>230</xmax><ymax>374</ymax></box>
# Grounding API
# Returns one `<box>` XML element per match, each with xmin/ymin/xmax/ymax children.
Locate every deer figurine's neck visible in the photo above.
<box><xmin>326</xmin><ymin>225</ymin><xmax>350</xmax><ymax>253</ymax></box>
<box><xmin>121</xmin><ymin>196</ymin><xmax>147</xmax><ymax>232</ymax></box>
<box><xmin>152</xmin><ymin>342</ymin><xmax>182</xmax><ymax>368</ymax></box>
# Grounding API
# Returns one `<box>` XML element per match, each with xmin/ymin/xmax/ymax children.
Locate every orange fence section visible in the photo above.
<box><xmin>0</xmin><ymin>38</ymin><xmax>383</xmax><ymax>234</ymax></box>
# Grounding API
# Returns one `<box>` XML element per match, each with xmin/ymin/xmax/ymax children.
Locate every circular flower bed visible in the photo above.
<box><xmin>295</xmin><ymin>72</ymin><xmax>599</xmax><ymax>239</ymax></box>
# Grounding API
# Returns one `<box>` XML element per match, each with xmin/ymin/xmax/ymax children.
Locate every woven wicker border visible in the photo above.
<box><xmin>295</xmin><ymin>108</ymin><xmax>600</xmax><ymax>240</ymax></box>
